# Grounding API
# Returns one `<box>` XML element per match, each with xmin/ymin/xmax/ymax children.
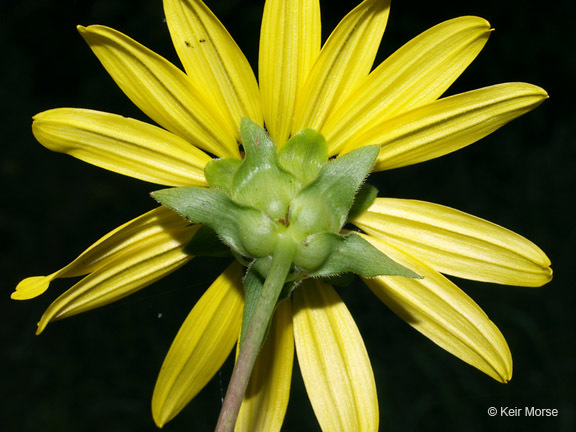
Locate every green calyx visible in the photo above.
<box><xmin>152</xmin><ymin>118</ymin><xmax>419</xmax><ymax>281</ymax></box>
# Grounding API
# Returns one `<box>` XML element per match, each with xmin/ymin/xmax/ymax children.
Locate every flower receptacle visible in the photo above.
<box><xmin>153</xmin><ymin>118</ymin><xmax>416</xmax><ymax>281</ymax></box>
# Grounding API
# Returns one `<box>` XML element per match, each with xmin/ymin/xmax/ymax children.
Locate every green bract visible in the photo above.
<box><xmin>153</xmin><ymin>118</ymin><xmax>419</xmax><ymax>283</ymax></box>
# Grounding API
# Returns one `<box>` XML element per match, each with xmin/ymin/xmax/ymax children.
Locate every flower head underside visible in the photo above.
<box><xmin>13</xmin><ymin>1</ymin><xmax>552</xmax><ymax>430</ymax></box>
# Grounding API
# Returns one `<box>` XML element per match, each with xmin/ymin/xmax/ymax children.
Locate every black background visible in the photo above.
<box><xmin>2</xmin><ymin>0</ymin><xmax>574</xmax><ymax>431</ymax></box>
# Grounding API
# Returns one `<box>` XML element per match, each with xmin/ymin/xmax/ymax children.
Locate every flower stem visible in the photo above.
<box><xmin>215</xmin><ymin>237</ymin><xmax>295</xmax><ymax>432</ymax></box>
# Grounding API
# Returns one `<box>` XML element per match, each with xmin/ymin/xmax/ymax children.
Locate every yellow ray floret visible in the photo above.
<box><xmin>36</xmin><ymin>224</ymin><xmax>198</xmax><ymax>334</ymax></box>
<box><xmin>293</xmin><ymin>280</ymin><xmax>378</xmax><ymax>432</ymax></box>
<box><xmin>362</xmin><ymin>235</ymin><xmax>513</xmax><ymax>383</ymax></box>
<box><xmin>292</xmin><ymin>0</ymin><xmax>391</xmax><ymax>134</ymax></box>
<box><xmin>342</xmin><ymin>82</ymin><xmax>548</xmax><ymax>171</ymax></box>
<box><xmin>78</xmin><ymin>25</ymin><xmax>239</xmax><ymax>157</ymax></box>
<box><xmin>152</xmin><ymin>263</ymin><xmax>244</xmax><ymax>427</ymax></box>
<box><xmin>12</xmin><ymin>207</ymin><xmax>191</xmax><ymax>300</ymax></box>
<box><xmin>32</xmin><ymin>108</ymin><xmax>212</xmax><ymax>187</ymax></box>
<box><xmin>259</xmin><ymin>0</ymin><xmax>321</xmax><ymax>145</ymax></box>
<box><xmin>163</xmin><ymin>0</ymin><xmax>262</xmax><ymax>136</ymax></box>
<box><xmin>323</xmin><ymin>16</ymin><xmax>492</xmax><ymax>154</ymax></box>
<box><xmin>354</xmin><ymin>198</ymin><xmax>552</xmax><ymax>286</ymax></box>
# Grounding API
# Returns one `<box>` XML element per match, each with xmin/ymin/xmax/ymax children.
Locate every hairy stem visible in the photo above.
<box><xmin>215</xmin><ymin>238</ymin><xmax>295</xmax><ymax>432</ymax></box>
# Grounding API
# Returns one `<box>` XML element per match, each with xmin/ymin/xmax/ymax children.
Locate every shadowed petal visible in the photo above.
<box><xmin>342</xmin><ymin>83</ymin><xmax>548</xmax><ymax>170</ymax></box>
<box><xmin>259</xmin><ymin>0</ymin><xmax>321</xmax><ymax>145</ymax></box>
<box><xmin>164</xmin><ymin>0</ymin><xmax>262</xmax><ymax>136</ymax></box>
<box><xmin>293</xmin><ymin>280</ymin><xmax>378</xmax><ymax>431</ymax></box>
<box><xmin>236</xmin><ymin>300</ymin><xmax>294</xmax><ymax>432</ymax></box>
<box><xmin>354</xmin><ymin>198</ymin><xmax>552</xmax><ymax>286</ymax></box>
<box><xmin>152</xmin><ymin>262</ymin><xmax>244</xmax><ymax>427</ymax></box>
<box><xmin>32</xmin><ymin>108</ymin><xmax>212</xmax><ymax>186</ymax></box>
<box><xmin>324</xmin><ymin>16</ymin><xmax>491</xmax><ymax>154</ymax></box>
<box><xmin>35</xmin><ymin>223</ymin><xmax>198</xmax><ymax>333</ymax></box>
<box><xmin>12</xmin><ymin>207</ymin><xmax>190</xmax><ymax>300</ymax></box>
<box><xmin>361</xmin><ymin>234</ymin><xmax>513</xmax><ymax>383</ymax></box>
<box><xmin>292</xmin><ymin>0</ymin><xmax>390</xmax><ymax>134</ymax></box>
<box><xmin>79</xmin><ymin>25</ymin><xmax>238</xmax><ymax>157</ymax></box>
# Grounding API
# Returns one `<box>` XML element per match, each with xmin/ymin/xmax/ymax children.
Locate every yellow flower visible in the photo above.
<box><xmin>13</xmin><ymin>0</ymin><xmax>552</xmax><ymax>430</ymax></box>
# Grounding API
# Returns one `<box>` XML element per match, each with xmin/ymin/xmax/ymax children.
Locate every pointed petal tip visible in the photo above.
<box><xmin>36</xmin><ymin>303</ymin><xmax>62</xmax><ymax>335</ymax></box>
<box><xmin>151</xmin><ymin>386</ymin><xmax>180</xmax><ymax>429</ymax></box>
<box><xmin>12</xmin><ymin>275</ymin><xmax>53</xmax><ymax>300</ymax></box>
<box><xmin>509</xmin><ymin>258</ymin><xmax>552</xmax><ymax>288</ymax></box>
<box><xmin>35</xmin><ymin>320</ymin><xmax>46</xmax><ymax>336</ymax></box>
<box><xmin>517</xmin><ymin>82</ymin><xmax>548</xmax><ymax>99</ymax></box>
<box><xmin>77</xmin><ymin>25</ymin><xmax>108</xmax><ymax>39</ymax></box>
<box><xmin>482</xmin><ymin>333</ymin><xmax>513</xmax><ymax>384</ymax></box>
<box><xmin>488</xmin><ymin>360</ymin><xmax>512</xmax><ymax>383</ymax></box>
<box><xmin>479</xmin><ymin>16</ymin><xmax>491</xmax><ymax>27</ymax></box>
<box><xmin>77</xmin><ymin>24</ymin><xmax>105</xmax><ymax>34</ymax></box>
<box><xmin>32</xmin><ymin>111</ymin><xmax>44</xmax><ymax>122</ymax></box>
<box><xmin>537</xmin><ymin>265</ymin><xmax>553</xmax><ymax>286</ymax></box>
<box><xmin>151</xmin><ymin>408</ymin><xmax>166</xmax><ymax>429</ymax></box>
<box><xmin>76</xmin><ymin>25</ymin><xmax>92</xmax><ymax>38</ymax></box>
<box><xmin>77</xmin><ymin>25</ymin><xmax>93</xmax><ymax>42</ymax></box>
<box><xmin>497</xmin><ymin>364</ymin><xmax>513</xmax><ymax>383</ymax></box>
<box><xmin>534</xmin><ymin>86</ymin><xmax>549</xmax><ymax>99</ymax></box>
<box><xmin>454</xmin><ymin>15</ymin><xmax>491</xmax><ymax>30</ymax></box>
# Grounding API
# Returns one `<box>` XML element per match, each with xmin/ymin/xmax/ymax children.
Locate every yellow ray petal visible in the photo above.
<box><xmin>12</xmin><ymin>207</ymin><xmax>189</xmax><ymax>300</ymax></box>
<box><xmin>163</xmin><ymin>0</ymin><xmax>262</xmax><ymax>136</ymax></box>
<box><xmin>361</xmin><ymin>234</ymin><xmax>512</xmax><ymax>382</ymax></box>
<box><xmin>152</xmin><ymin>263</ymin><xmax>244</xmax><ymax>427</ymax></box>
<box><xmin>292</xmin><ymin>0</ymin><xmax>391</xmax><ymax>135</ymax></box>
<box><xmin>354</xmin><ymin>199</ymin><xmax>552</xmax><ymax>286</ymax></box>
<box><xmin>12</xmin><ymin>276</ymin><xmax>55</xmax><ymax>301</ymax></box>
<box><xmin>324</xmin><ymin>16</ymin><xmax>492</xmax><ymax>154</ymax></box>
<box><xmin>78</xmin><ymin>25</ymin><xmax>238</xmax><ymax>157</ymax></box>
<box><xmin>342</xmin><ymin>82</ymin><xmax>548</xmax><ymax>170</ymax></box>
<box><xmin>293</xmin><ymin>280</ymin><xmax>378</xmax><ymax>432</ymax></box>
<box><xmin>259</xmin><ymin>0</ymin><xmax>321</xmax><ymax>145</ymax></box>
<box><xmin>236</xmin><ymin>300</ymin><xmax>294</xmax><ymax>432</ymax></box>
<box><xmin>35</xmin><ymin>224</ymin><xmax>198</xmax><ymax>333</ymax></box>
<box><xmin>32</xmin><ymin>108</ymin><xmax>212</xmax><ymax>187</ymax></box>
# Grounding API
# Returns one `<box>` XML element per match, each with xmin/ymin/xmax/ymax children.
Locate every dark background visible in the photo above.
<box><xmin>2</xmin><ymin>0</ymin><xmax>574</xmax><ymax>431</ymax></box>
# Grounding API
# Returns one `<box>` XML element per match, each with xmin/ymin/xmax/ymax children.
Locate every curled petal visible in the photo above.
<box><xmin>79</xmin><ymin>25</ymin><xmax>238</xmax><ymax>157</ymax></box>
<box><xmin>293</xmin><ymin>280</ymin><xmax>378</xmax><ymax>431</ymax></box>
<box><xmin>12</xmin><ymin>207</ymin><xmax>189</xmax><ymax>300</ymax></box>
<box><xmin>35</xmin><ymin>224</ymin><xmax>198</xmax><ymax>333</ymax></box>
<box><xmin>354</xmin><ymin>198</ymin><xmax>552</xmax><ymax>286</ymax></box>
<box><xmin>292</xmin><ymin>0</ymin><xmax>390</xmax><ymax>134</ymax></box>
<box><xmin>33</xmin><ymin>108</ymin><xmax>211</xmax><ymax>186</ymax></box>
<box><xmin>164</xmin><ymin>0</ymin><xmax>262</xmax><ymax>136</ymax></box>
<box><xmin>361</xmin><ymin>234</ymin><xmax>513</xmax><ymax>383</ymax></box>
<box><xmin>152</xmin><ymin>263</ymin><xmax>244</xmax><ymax>427</ymax></box>
<box><xmin>236</xmin><ymin>300</ymin><xmax>293</xmax><ymax>432</ymax></box>
<box><xmin>324</xmin><ymin>16</ymin><xmax>491</xmax><ymax>154</ymax></box>
<box><xmin>259</xmin><ymin>0</ymin><xmax>321</xmax><ymax>145</ymax></box>
<box><xmin>342</xmin><ymin>83</ymin><xmax>548</xmax><ymax>170</ymax></box>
